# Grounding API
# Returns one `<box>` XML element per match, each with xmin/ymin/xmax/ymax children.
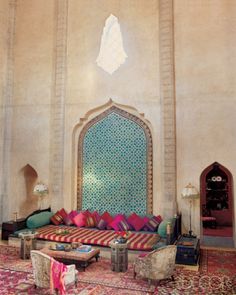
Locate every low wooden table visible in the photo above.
<box><xmin>40</xmin><ymin>246</ymin><xmax>100</xmax><ymax>271</ymax></box>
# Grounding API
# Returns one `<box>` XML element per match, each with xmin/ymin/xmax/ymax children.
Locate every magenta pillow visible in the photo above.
<box><xmin>128</xmin><ymin>213</ymin><xmax>146</xmax><ymax>231</ymax></box>
<box><xmin>73</xmin><ymin>212</ymin><xmax>86</xmax><ymax>227</ymax></box>
<box><xmin>109</xmin><ymin>214</ymin><xmax>125</xmax><ymax>231</ymax></box>
<box><xmin>142</xmin><ymin>216</ymin><xmax>150</xmax><ymax>231</ymax></box>
<box><xmin>64</xmin><ymin>210</ymin><xmax>78</xmax><ymax>225</ymax></box>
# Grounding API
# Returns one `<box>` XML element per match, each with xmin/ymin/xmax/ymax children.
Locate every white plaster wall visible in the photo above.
<box><xmin>175</xmin><ymin>0</ymin><xmax>236</xmax><ymax>240</ymax></box>
<box><xmin>64</xmin><ymin>0</ymin><xmax>161</xmax><ymax>212</ymax></box>
<box><xmin>1</xmin><ymin>0</ymin><xmax>162</xmax><ymax>218</ymax></box>
<box><xmin>9</xmin><ymin>0</ymin><xmax>54</xmax><ymax>217</ymax></box>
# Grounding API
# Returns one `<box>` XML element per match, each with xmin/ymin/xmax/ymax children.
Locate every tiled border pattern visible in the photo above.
<box><xmin>50</xmin><ymin>0</ymin><xmax>68</xmax><ymax>207</ymax></box>
<box><xmin>0</xmin><ymin>0</ymin><xmax>16</xmax><ymax>222</ymax></box>
<box><xmin>77</xmin><ymin>106</ymin><xmax>153</xmax><ymax>214</ymax></box>
<box><xmin>159</xmin><ymin>0</ymin><xmax>177</xmax><ymax>214</ymax></box>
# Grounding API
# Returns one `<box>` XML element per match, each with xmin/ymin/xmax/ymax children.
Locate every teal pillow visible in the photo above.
<box><xmin>26</xmin><ymin>211</ymin><xmax>54</xmax><ymax>229</ymax></box>
<box><xmin>157</xmin><ymin>219</ymin><xmax>172</xmax><ymax>238</ymax></box>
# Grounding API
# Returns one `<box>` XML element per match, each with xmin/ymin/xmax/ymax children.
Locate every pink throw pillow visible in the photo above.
<box><xmin>142</xmin><ymin>216</ymin><xmax>150</xmax><ymax>231</ymax></box>
<box><xmin>64</xmin><ymin>210</ymin><xmax>78</xmax><ymax>225</ymax></box>
<box><xmin>73</xmin><ymin>212</ymin><xmax>86</xmax><ymax>227</ymax></box>
<box><xmin>109</xmin><ymin>214</ymin><xmax>125</xmax><ymax>231</ymax></box>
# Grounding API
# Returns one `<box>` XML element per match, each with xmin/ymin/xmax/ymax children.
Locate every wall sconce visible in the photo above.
<box><xmin>33</xmin><ymin>182</ymin><xmax>49</xmax><ymax>209</ymax></box>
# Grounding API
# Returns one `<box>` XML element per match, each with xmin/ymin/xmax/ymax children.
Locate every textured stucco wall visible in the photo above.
<box><xmin>175</xmin><ymin>0</ymin><xmax>236</xmax><ymax>238</ymax></box>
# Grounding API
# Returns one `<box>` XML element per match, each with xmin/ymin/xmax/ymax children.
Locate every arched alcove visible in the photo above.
<box><xmin>19</xmin><ymin>164</ymin><xmax>38</xmax><ymax>216</ymax></box>
<box><xmin>77</xmin><ymin>105</ymin><xmax>153</xmax><ymax>215</ymax></box>
<box><xmin>200</xmin><ymin>162</ymin><xmax>234</xmax><ymax>240</ymax></box>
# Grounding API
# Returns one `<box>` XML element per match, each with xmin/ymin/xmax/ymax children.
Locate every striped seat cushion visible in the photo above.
<box><xmin>35</xmin><ymin>225</ymin><xmax>160</xmax><ymax>251</ymax></box>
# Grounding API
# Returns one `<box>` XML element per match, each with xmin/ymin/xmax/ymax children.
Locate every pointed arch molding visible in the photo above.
<box><xmin>77</xmin><ymin>105</ymin><xmax>153</xmax><ymax>214</ymax></box>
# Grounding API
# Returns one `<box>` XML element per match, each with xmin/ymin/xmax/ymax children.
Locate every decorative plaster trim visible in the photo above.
<box><xmin>159</xmin><ymin>0</ymin><xmax>177</xmax><ymax>215</ymax></box>
<box><xmin>0</xmin><ymin>0</ymin><xmax>16</xmax><ymax>221</ymax></box>
<box><xmin>50</xmin><ymin>0</ymin><xmax>68</xmax><ymax>208</ymax></box>
<box><xmin>76</xmin><ymin>103</ymin><xmax>153</xmax><ymax>214</ymax></box>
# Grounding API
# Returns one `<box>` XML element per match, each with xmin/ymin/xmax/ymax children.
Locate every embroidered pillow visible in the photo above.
<box><xmin>50</xmin><ymin>211</ymin><xmax>64</xmax><ymax>225</ymax></box>
<box><xmin>73</xmin><ymin>212</ymin><xmax>86</xmax><ymax>227</ymax></box>
<box><xmin>127</xmin><ymin>213</ymin><xmax>146</xmax><ymax>231</ymax></box>
<box><xmin>97</xmin><ymin>218</ymin><xmax>107</xmax><ymax>230</ymax></box>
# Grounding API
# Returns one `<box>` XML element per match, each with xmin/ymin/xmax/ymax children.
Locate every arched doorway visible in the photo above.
<box><xmin>200</xmin><ymin>162</ymin><xmax>234</xmax><ymax>247</ymax></box>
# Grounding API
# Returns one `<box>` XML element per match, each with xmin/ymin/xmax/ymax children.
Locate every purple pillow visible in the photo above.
<box><xmin>97</xmin><ymin>218</ymin><xmax>107</xmax><ymax>230</ymax></box>
<box><xmin>146</xmin><ymin>216</ymin><xmax>160</xmax><ymax>232</ymax></box>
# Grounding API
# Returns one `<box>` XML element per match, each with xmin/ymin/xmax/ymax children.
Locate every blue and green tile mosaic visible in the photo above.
<box><xmin>82</xmin><ymin>112</ymin><xmax>147</xmax><ymax>215</ymax></box>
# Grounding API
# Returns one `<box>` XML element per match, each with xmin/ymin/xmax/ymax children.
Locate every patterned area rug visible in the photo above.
<box><xmin>0</xmin><ymin>245</ymin><xmax>236</xmax><ymax>294</ymax></box>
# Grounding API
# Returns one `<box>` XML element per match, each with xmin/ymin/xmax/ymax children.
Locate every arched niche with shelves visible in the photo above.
<box><xmin>200</xmin><ymin>162</ymin><xmax>233</xmax><ymax>226</ymax></box>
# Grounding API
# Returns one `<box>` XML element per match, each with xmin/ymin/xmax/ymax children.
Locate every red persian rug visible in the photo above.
<box><xmin>0</xmin><ymin>245</ymin><xmax>236</xmax><ymax>294</ymax></box>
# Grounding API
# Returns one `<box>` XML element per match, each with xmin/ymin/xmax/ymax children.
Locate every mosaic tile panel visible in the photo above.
<box><xmin>82</xmin><ymin>112</ymin><xmax>147</xmax><ymax>215</ymax></box>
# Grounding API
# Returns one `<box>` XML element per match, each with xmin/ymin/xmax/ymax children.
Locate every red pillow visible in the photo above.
<box><xmin>154</xmin><ymin>215</ymin><xmax>163</xmax><ymax>224</ymax></box>
<box><xmin>108</xmin><ymin>214</ymin><xmax>125</xmax><ymax>231</ymax></box>
<box><xmin>73</xmin><ymin>212</ymin><xmax>86</xmax><ymax>227</ymax></box>
<box><xmin>59</xmin><ymin>208</ymin><xmax>68</xmax><ymax>222</ymax></box>
<box><xmin>86</xmin><ymin>215</ymin><xmax>96</xmax><ymax>227</ymax></box>
<box><xmin>127</xmin><ymin>213</ymin><xmax>146</xmax><ymax>231</ymax></box>
<box><xmin>91</xmin><ymin>211</ymin><xmax>101</xmax><ymax>225</ymax></box>
<box><xmin>100</xmin><ymin>211</ymin><xmax>113</xmax><ymax>225</ymax></box>
<box><xmin>50</xmin><ymin>211</ymin><xmax>64</xmax><ymax>225</ymax></box>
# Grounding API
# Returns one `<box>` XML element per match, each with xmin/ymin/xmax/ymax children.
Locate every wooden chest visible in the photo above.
<box><xmin>176</xmin><ymin>236</ymin><xmax>200</xmax><ymax>265</ymax></box>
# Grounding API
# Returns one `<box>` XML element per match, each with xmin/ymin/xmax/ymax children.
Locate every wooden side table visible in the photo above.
<box><xmin>19</xmin><ymin>232</ymin><xmax>37</xmax><ymax>259</ymax></box>
<box><xmin>110</xmin><ymin>241</ymin><xmax>129</xmax><ymax>272</ymax></box>
<box><xmin>1</xmin><ymin>218</ymin><xmax>26</xmax><ymax>240</ymax></box>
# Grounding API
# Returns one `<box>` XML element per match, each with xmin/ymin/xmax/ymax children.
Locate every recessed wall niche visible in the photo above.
<box><xmin>19</xmin><ymin>164</ymin><xmax>38</xmax><ymax>216</ymax></box>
